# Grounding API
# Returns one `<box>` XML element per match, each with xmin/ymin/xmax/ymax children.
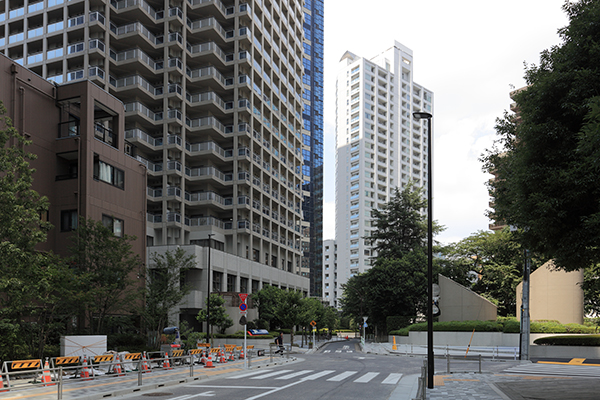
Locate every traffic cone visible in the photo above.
<box><xmin>81</xmin><ymin>355</ymin><xmax>90</xmax><ymax>381</ymax></box>
<box><xmin>141</xmin><ymin>352</ymin><xmax>151</xmax><ymax>373</ymax></box>
<box><xmin>113</xmin><ymin>354</ymin><xmax>123</xmax><ymax>376</ymax></box>
<box><xmin>220</xmin><ymin>348</ymin><xmax>227</xmax><ymax>363</ymax></box>
<box><xmin>41</xmin><ymin>358</ymin><xmax>54</xmax><ymax>386</ymax></box>
<box><xmin>392</xmin><ymin>336</ymin><xmax>397</xmax><ymax>351</ymax></box>
<box><xmin>204</xmin><ymin>352</ymin><xmax>215</xmax><ymax>368</ymax></box>
<box><xmin>239</xmin><ymin>347</ymin><xmax>245</xmax><ymax>360</ymax></box>
<box><xmin>200</xmin><ymin>350</ymin><xmax>207</xmax><ymax>365</ymax></box>
<box><xmin>0</xmin><ymin>372</ymin><xmax>7</xmax><ymax>392</ymax></box>
<box><xmin>163</xmin><ymin>352</ymin><xmax>171</xmax><ymax>370</ymax></box>
<box><xmin>228</xmin><ymin>349</ymin><xmax>235</xmax><ymax>362</ymax></box>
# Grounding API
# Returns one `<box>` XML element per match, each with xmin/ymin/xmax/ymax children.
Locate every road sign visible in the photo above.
<box><xmin>239</xmin><ymin>315</ymin><xmax>247</xmax><ymax>325</ymax></box>
<box><xmin>239</xmin><ymin>293</ymin><xmax>248</xmax><ymax>303</ymax></box>
<box><xmin>310</xmin><ymin>320</ymin><xmax>316</xmax><ymax>327</ymax></box>
<box><xmin>239</xmin><ymin>303</ymin><xmax>247</xmax><ymax>312</ymax></box>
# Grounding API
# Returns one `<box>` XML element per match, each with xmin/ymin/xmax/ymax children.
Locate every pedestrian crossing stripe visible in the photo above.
<box><xmin>226</xmin><ymin>370</ymin><xmax>403</xmax><ymax>384</ymax></box>
<box><xmin>504</xmin><ymin>363</ymin><xmax>600</xmax><ymax>378</ymax></box>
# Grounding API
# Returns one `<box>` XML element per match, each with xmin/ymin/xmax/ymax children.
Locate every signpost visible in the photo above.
<box><xmin>362</xmin><ymin>317</ymin><xmax>368</xmax><ymax>346</ymax></box>
<box><xmin>310</xmin><ymin>320</ymin><xmax>316</xmax><ymax>347</ymax></box>
<box><xmin>239</xmin><ymin>293</ymin><xmax>248</xmax><ymax>369</ymax></box>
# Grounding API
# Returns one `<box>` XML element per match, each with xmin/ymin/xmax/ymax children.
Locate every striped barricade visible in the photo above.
<box><xmin>1</xmin><ymin>359</ymin><xmax>42</xmax><ymax>388</ymax></box>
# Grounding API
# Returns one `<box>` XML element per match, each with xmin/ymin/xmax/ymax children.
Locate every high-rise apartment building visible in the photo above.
<box><xmin>334</xmin><ymin>41</ymin><xmax>433</xmax><ymax>307</ymax></box>
<box><xmin>299</xmin><ymin>0</ymin><xmax>323</xmax><ymax>296</ymax></box>
<box><xmin>1</xmin><ymin>0</ymin><xmax>312</xmax><ymax>329</ymax></box>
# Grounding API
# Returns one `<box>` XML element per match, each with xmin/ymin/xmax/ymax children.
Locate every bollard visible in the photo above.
<box><xmin>58</xmin><ymin>366</ymin><xmax>63</xmax><ymax>400</ymax></box>
<box><xmin>189</xmin><ymin>356</ymin><xmax>193</xmax><ymax>377</ymax></box>
<box><xmin>447</xmin><ymin>353</ymin><xmax>450</xmax><ymax>373</ymax></box>
<box><xmin>138</xmin><ymin>360</ymin><xmax>142</xmax><ymax>386</ymax></box>
<box><xmin>479</xmin><ymin>354</ymin><xmax>482</xmax><ymax>373</ymax></box>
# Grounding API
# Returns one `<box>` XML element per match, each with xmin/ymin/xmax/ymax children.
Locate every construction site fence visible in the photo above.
<box><xmin>0</xmin><ymin>345</ymin><xmax>263</xmax><ymax>399</ymax></box>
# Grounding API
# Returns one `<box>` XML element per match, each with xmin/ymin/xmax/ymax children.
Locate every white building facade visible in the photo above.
<box><xmin>322</xmin><ymin>238</ymin><xmax>336</xmax><ymax>307</ymax></box>
<box><xmin>334</xmin><ymin>41</ymin><xmax>433</xmax><ymax>308</ymax></box>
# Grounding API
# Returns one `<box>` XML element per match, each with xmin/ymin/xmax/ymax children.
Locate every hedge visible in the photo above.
<box><xmin>388</xmin><ymin>318</ymin><xmax>596</xmax><ymax>336</ymax></box>
<box><xmin>534</xmin><ymin>335</ymin><xmax>600</xmax><ymax>346</ymax></box>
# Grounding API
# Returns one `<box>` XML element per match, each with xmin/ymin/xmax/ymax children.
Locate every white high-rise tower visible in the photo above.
<box><xmin>334</xmin><ymin>41</ymin><xmax>433</xmax><ymax>307</ymax></box>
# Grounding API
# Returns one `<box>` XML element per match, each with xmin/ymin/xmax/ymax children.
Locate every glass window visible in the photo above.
<box><xmin>93</xmin><ymin>155</ymin><xmax>124</xmax><ymax>189</ymax></box>
<box><xmin>102</xmin><ymin>214</ymin><xmax>124</xmax><ymax>237</ymax></box>
<box><xmin>61</xmin><ymin>210</ymin><xmax>78</xmax><ymax>231</ymax></box>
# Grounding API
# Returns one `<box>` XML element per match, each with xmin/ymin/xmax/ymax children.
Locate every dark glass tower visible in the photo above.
<box><xmin>301</xmin><ymin>0</ymin><xmax>324</xmax><ymax>297</ymax></box>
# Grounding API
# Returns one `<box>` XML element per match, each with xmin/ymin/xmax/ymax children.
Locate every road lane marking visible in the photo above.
<box><xmin>244</xmin><ymin>380</ymin><xmax>304</xmax><ymax>400</ymax></box>
<box><xmin>227</xmin><ymin>370</ymin><xmax>274</xmax><ymax>379</ymax></box>
<box><xmin>276</xmin><ymin>370</ymin><xmax>314</xmax><ymax>380</ymax></box>
<box><xmin>188</xmin><ymin>385</ymin><xmax>276</xmax><ymax>390</ymax></box>
<box><xmin>353</xmin><ymin>372</ymin><xmax>379</xmax><ymax>383</ymax></box>
<box><xmin>382</xmin><ymin>373</ymin><xmax>403</xmax><ymax>384</ymax></box>
<box><xmin>327</xmin><ymin>371</ymin><xmax>357</xmax><ymax>381</ymax></box>
<box><xmin>250</xmin><ymin>370</ymin><xmax>293</xmax><ymax>379</ymax></box>
<box><xmin>301</xmin><ymin>370</ymin><xmax>336</xmax><ymax>380</ymax></box>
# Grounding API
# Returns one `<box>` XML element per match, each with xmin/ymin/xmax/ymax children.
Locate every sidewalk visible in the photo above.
<box><xmin>362</xmin><ymin>342</ymin><xmax>600</xmax><ymax>400</ymax></box>
<box><xmin>0</xmin><ymin>354</ymin><xmax>298</xmax><ymax>400</ymax></box>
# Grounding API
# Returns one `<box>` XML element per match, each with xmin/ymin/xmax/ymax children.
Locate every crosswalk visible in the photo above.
<box><xmin>504</xmin><ymin>363</ymin><xmax>600</xmax><ymax>378</ymax></box>
<box><xmin>227</xmin><ymin>369</ymin><xmax>403</xmax><ymax>385</ymax></box>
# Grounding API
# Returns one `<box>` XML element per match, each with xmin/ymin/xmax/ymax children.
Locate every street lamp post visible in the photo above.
<box><xmin>413</xmin><ymin>111</ymin><xmax>434</xmax><ymax>389</ymax></box>
<box><xmin>207</xmin><ymin>233</ymin><xmax>214</xmax><ymax>346</ymax></box>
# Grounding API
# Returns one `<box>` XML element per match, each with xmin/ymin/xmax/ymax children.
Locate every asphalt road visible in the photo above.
<box><xmin>118</xmin><ymin>339</ymin><xmax>425</xmax><ymax>400</ymax></box>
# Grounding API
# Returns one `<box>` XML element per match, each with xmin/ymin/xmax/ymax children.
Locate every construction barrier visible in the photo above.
<box><xmin>1</xmin><ymin>359</ymin><xmax>42</xmax><ymax>388</ymax></box>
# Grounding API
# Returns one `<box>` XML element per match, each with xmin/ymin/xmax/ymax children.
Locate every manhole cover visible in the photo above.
<box><xmin>143</xmin><ymin>393</ymin><xmax>173</xmax><ymax>397</ymax></box>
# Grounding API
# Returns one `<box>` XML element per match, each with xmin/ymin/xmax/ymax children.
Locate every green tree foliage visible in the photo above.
<box><xmin>0</xmin><ymin>102</ymin><xmax>65</xmax><ymax>360</ymax></box>
<box><xmin>252</xmin><ymin>285</ymin><xmax>283</xmax><ymax>330</ymax></box>
<box><xmin>274</xmin><ymin>290</ymin><xmax>303</xmax><ymax>346</ymax></box>
<box><xmin>367</xmin><ymin>182</ymin><xmax>443</xmax><ymax>262</ymax></box>
<box><xmin>341</xmin><ymin>184</ymin><xmax>457</xmax><ymax>334</ymax></box>
<box><xmin>482</xmin><ymin>0</ymin><xmax>600</xmax><ymax>271</ymax></box>
<box><xmin>196</xmin><ymin>293</ymin><xmax>233</xmax><ymax>335</ymax></box>
<box><xmin>141</xmin><ymin>248</ymin><xmax>196</xmax><ymax>348</ymax></box>
<box><xmin>447</xmin><ymin>228</ymin><xmax>545</xmax><ymax>316</ymax></box>
<box><xmin>69</xmin><ymin>217</ymin><xmax>142</xmax><ymax>334</ymax></box>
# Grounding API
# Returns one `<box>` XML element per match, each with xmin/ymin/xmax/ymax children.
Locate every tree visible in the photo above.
<box><xmin>141</xmin><ymin>248</ymin><xmax>196</xmax><ymax>348</ymax></box>
<box><xmin>482</xmin><ymin>0</ymin><xmax>600</xmax><ymax>271</ymax></box>
<box><xmin>196</xmin><ymin>293</ymin><xmax>233</xmax><ymax>336</ymax></box>
<box><xmin>69</xmin><ymin>217</ymin><xmax>142</xmax><ymax>334</ymax></box>
<box><xmin>447</xmin><ymin>228</ymin><xmax>545</xmax><ymax>316</ymax></box>
<box><xmin>0</xmin><ymin>102</ymin><xmax>59</xmax><ymax>360</ymax></box>
<box><xmin>252</xmin><ymin>285</ymin><xmax>284</xmax><ymax>330</ymax></box>
<box><xmin>274</xmin><ymin>290</ymin><xmax>303</xmax><ymax>346</ymax></box>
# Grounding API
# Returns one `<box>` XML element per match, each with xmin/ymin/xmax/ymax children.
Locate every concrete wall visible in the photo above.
<box><xmin>439</xmin><ymin>274</ymin><xmax>497</xmax><ymax>322</ymax></box>
<box><xmin>517</xmin><ymin>261</ymin><xmax>584</xmax><ymax>324</ymax></box>
<box><xmin>391</xmin><ymin>332</ymin><xmax>583</xmax><ymax>347</ymax></box>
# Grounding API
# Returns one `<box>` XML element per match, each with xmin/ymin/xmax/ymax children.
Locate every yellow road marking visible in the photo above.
<box><xmin>538</xmin><ymin>358</ymin><xmax>600</xmax><ymax>367</ymax></box>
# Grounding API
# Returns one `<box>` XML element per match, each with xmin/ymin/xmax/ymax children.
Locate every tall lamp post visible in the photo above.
<box><xmin>206</xmin><ymin>233</ymin><xmax>214</xmax><ymax>345</ymax></box>
<box><xmin>413</xmin><ymin>111</ymin><xmax>434</xmax><ymax>389</ymax></box>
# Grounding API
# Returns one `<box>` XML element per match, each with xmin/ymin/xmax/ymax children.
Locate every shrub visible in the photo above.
<box><xmin>386</xmin><ymin>316</ymin><xmax>417</xmax><ymax>332</ymax></box>
<box><xmin>534</xmin><ymin>335</ymin><xmax>600</xmax><ymax>346</ymax></box>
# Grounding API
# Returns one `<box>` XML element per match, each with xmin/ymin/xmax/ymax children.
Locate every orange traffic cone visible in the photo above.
<box><xmin>81</xmin><ymin>355</ymin><xmax>90</xmax><ymax>381</ymax></box>
<box><xmin>200</xmin><ymin>350</ymin><xmax>207</xmax><ymax>365</ymax></box>
<box><xmin>163</xmin><ymin>352</ymin><xmax>171</xmax><ymax>370</ymax></box>
<box><xmin>113</xmin><ymin>354</ymin><xmax>123</xmax><ymax>376</ymax></box>
<box><xmin>0</xmin><ymin>372</ymin><xmax>7</xmax><ymax>392</ymax></box>
<box><xmin>229</xmin><ymin>349</ymin><xmax>235</xmax><ymax>362</ymax></box>
<box><xmin>239</xmin><ymin>347</ymin><xmax>245</xmax><ymax>359</ymax></box>
<box><xmin>204</xmin><ymin>352</ymin><xmax>214</xmax><ymax>368</ymax></box>
<box><xmin>41</xmin><ymin>358</ymin><xmax>54</xmax><ymax>386</ymax></box>
<box><xmin>141</xmin><ymin>352</ymin><xmax>151</xmax><ymax>373</ymax></box>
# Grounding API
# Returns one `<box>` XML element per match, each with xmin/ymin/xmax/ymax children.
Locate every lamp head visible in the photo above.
<box><xmin>413</xmin><ymin>112</ymin><xmax>433</xmax><ymax>120</ymax></box>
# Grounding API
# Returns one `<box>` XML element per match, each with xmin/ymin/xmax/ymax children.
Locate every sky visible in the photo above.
<box><xmin>320</xmin><ymin>0</ymin><xmax>570</xmax><ymax>244</ymax></box>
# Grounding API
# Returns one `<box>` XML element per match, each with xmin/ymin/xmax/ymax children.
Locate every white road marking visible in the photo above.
<box><xmin>382</xmin><ymin>373</ymin><xmax>403</xmax><ymax>385</ymax></box>
<box><xmin>276</xmin><ymin>370</ymin><xmax>314</xmax><ymax>380</ymax></box>
<box><xmin>327</xmin><ymin>371</ymin><xmax>358</xmax><ymax>381</ymax></box>
<box><xmin>301</xmin><ymin>370</ymin><xmax>336</xmax><ymax>380</ymax></box>
<box><xmin>250</xmin><ymin>370</ymin><xmax>294</xmax><ymax>379</ymax></box>
<box><xmin>353</xmin><ymin>372</ymin><xmax>379</xmax><ymax>383</ymax></box>
<box><xmin>226</xmin><ymin>369</ymin><xmax>274</xmax><ymax>379</ymax></box>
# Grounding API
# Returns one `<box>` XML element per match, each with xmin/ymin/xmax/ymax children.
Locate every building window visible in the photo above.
<box><xmin>61</xmin><ymin>210</ymin><xmax>78</xmax><ymax>231</ymax></box>
<box><xmin>213</xmin><ymin>271</ymin><xmax>223</xmax><ymax>292</ymax></box>
<box><xmin>93</xmin><ymin>155</ymin><xmax>124</xmax><ymax>189</ymax></box>
<box><xmin>227</xmin><ymin>274</ymin><xmax>236</xmax><ymax>292</ymax></box>
<box><xmin>240</xmin><ymin>277</ymin><xmax>249</xmax><ymax>293</ymax></box>
<box><xmin>102</xmin><ymin>214</ymin><xmax>123</xmax><ymax>237</ymax></box>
